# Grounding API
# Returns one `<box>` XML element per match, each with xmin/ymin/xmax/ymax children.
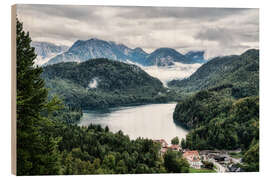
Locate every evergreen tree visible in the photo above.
<box><xmin>180</xmin><ymin>138</ymin><xmax>186</xmax><ymax>149</ymax></box>
<box><xmin>242</xmin><ymin>142</ymin><xmax>259</xmax><ymax>172</ymax></box>
<box><xmin>171</xmin><ymin>136</ymin><xmax>179</xmax><ymax>145</ymax></box>
<box><xmin>16</xmin><ymin>18</ymin><xmax>61</xmax><ymax>175</ymax></box>
<box><xmin>164</xmin><ymin>150</ymin><xmax>189</xmax><ymax>173</ymax></box>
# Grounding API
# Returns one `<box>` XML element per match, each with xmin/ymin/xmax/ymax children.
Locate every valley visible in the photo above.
<box><xmin>15</xmin><ymin>6</ymin><xmax>259</xmax><ymax>175</ymax></box>
<box><xmin>40</xmin><ymin>46</ymin><xmax>259</xmax><ymax>173</ymax></box>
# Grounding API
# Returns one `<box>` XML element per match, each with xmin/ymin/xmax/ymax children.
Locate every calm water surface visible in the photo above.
<box><xmin>79</xmin><ymin>103</ymin><xmax>189</xmax><ymax>143</ymax></box>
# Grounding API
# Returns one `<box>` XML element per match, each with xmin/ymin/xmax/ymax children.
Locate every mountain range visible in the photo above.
<box><xmin>31</xmin><ymin>41</ymin><xmax>68</xmax><ymax>66</ymax></box>
<box><xmin>32</xmin><ymin>38</ymin><xmax>206</xmax><ymax>66</ymax></box>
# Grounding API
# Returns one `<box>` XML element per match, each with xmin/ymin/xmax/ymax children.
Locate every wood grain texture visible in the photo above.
<box><xmin>11</xmin><ymin>4</ymin><xmax>17</xmax><ymax>175</ymax></box>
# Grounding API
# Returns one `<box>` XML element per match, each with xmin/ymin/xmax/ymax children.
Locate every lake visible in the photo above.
<box><xmin>78</xmin><ymin>103</ymin><xmax>189</xmax><ymax>144</ymax></box>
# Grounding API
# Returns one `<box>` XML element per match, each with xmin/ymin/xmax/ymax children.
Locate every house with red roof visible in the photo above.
<box><xmin>183</xmin><ymin>150</ymin><xmax>203</xmax><ymax>169</ymax></box>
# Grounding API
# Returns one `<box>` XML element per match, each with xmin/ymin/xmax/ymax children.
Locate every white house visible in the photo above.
<box><xmin>183</xmin><ymin>150</ymin><xmax>203</xmax><ymax>169</ymax></box>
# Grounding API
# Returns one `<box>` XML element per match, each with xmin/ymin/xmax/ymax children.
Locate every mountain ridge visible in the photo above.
<box><xmin>44</xmin><ymin>38</ymin><xmax>206</xmax><ymax>66</ymax></box>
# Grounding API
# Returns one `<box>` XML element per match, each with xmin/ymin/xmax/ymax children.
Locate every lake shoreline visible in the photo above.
<box><xmin>82</xmin><ymin>101</ymin><xmax>178</xmax><ymax>111</ymax></box>
<box><xmin>79</xmin><ymin>103</ymin><xmax>189</xmax><ymax>143</ymax></box>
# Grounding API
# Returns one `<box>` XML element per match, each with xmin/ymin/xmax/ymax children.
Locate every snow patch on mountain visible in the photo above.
<box><xmin>34</xmin><ymin>52</ymin><xmax>63</xmax><ymax>66</ymax></box>
<box><xmin>31</xmin><ymin>41</ymin><xmax>69</xmax><ymax>66</ymax></box>
<box><xmin>46</xmin><ymin>38</ymin><xmax>207</xmax><ymax>66</ymax></box>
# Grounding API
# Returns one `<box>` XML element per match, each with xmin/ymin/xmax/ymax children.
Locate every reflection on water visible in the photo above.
<box><xmin>79</xmin><ymin>103</ymin><xmax>189</xmax><ymax>143</ymax></box>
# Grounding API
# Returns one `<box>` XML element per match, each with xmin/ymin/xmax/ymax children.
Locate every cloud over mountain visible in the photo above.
<box><xmin>17</xmin><ymin>5</ymin><xmax>258</xmax><ymax>59</ymax></box>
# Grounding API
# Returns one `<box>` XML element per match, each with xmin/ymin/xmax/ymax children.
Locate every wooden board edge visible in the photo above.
<box><xmin>11</xmin><ymin>4</ymin><xmax>17</xmax><ymax>176</ymax></box>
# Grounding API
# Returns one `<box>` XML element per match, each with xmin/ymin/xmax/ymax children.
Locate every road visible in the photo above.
<box><xmin>209</xmin><ymin>159</ymin><xmax>226</xmax><ymax>173</ymax></box>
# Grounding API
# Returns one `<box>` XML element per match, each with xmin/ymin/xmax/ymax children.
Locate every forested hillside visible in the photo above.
<box><xmin>168</xmin><ymin>49</ymin><xmax>259</xmax><ymax>98</ymax></box>
<box><xmin>42</xmin><ymin>59</ymin><xmax>176</xmax><ymax>109</ymax></box>
<box><xmin>43</xmin><ymin>59</ymin><xmax>163</xmax><ymax>91</ymax></box>
<box><xmin>177</xmin><ymin>93</ymin><xmax>259</xmax><ymax>150</ymax></box>
<box><xmin>172</xmin><ymin>49</ymin><xmax>260</xmax><ymax>171</ymax></box>
<box><xmin>178</xmin><ymin>94</ymin><xmax>259</xmax><ymax>171</ymax></box>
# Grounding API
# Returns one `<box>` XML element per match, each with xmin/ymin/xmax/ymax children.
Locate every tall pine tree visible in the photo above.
<box><xmin>16</xmin><ymin>18</ymin><xmax>61</xmax><ymax>175</ymax></box>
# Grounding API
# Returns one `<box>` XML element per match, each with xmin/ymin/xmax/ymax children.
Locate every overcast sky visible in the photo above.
<box><xmin>17</xmin><ymin>4</ymin><xmax>259</xmax><ymax>59</ymax></box>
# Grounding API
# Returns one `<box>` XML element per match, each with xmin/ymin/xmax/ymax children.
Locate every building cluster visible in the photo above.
<box><xmin>154</xmin><ymin>139</ymin><xmax>202</xmax><ymax>169</ymax></box>
<box><xmin>199</xmin><ymin>150</ymin><xmax>243</xmax><ymax>172</ymax></box>
<box><xmin>154</xmin><ymin>139</ymin><xmax>243</xmax><ymax>172</ymax></box>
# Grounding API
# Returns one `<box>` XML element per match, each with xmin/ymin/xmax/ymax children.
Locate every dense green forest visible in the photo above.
<box><xmin>173</xmin><ymin>50</ymin><xmax>260</xmax><ymax>171</ymax></box>
<box><xmin>48</xmin><ymin>123</ymin><xmax>191</xmax><ymax>174</ymax></box>
<box><xmin>178</xmin><ymin>94</ymin><xmax>259</xmax><ymax>171</ymax></box>
<box><xmin>42</xmin><ymin>59</ymin><xmax>177</xmax><ymax>109</ymax></box>
<box><xmin>16</xmin><ymin>19</ymin><xmax>190</xmax><ymax>175</ymax></box>
<box><xmin>177</xmin><ymin>93</ymin><xmax>259</xmax><ymax>150</ymax></box>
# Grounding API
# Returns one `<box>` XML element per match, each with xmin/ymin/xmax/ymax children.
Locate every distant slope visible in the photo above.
<box><xmin>31</xmin><ymin>41</ymin><xmax>68</xmax><ymax>66</ymax></box>
<box><xmin>42</xmin><ymin>58</ymin><xmax>175</xmax><ymax>108</ymax></box>
<box><xmin>168</xmin><ymin>49</ymin><xmax>259</xmax><ymax>98</ymax></box>
<box><xmin>146</xmin><ymin>48</ymin><xmax>190</xmax><ymax>66</ymax></box>
<box><xmin>45</xmin><ymin>38</ymin><xmax>206</xmax><ymax>66</ymax></box>
<box><xmin>184</xmin><ymin>51</ymin><xmax>207</xmax><ymax>64</ymax></box>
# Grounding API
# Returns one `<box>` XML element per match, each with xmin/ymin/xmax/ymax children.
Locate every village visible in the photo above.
<box><xmin>153</xmin><ymin>139</ymin><xmax>243</xmax><ymax>173</ymax></box>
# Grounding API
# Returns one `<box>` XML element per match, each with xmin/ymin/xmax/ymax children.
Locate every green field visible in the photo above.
<box><xmin>189</xmin><ymin>168</ymin><xmax>216</xmax><ymax>173</ymax></box>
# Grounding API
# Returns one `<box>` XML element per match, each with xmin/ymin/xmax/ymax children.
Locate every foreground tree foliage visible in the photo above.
<box><xmin>16</xmin><ymin>18</ymin><xmax>62</xmax><ymax>175</ymax></box>
<box><xmin>164</xmin><ymin>150</ymin><xmax>189</xmax><ymax>173</ymax></box>
<box><xmin>54</xmin><ymin>124</ymin><xmax>169</xmax><ymax>174</ymax></box>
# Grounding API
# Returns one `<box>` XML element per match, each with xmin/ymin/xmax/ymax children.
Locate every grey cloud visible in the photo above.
<box><xmin>195</xmin><ymin>28</ymin><xmax>234</xmax><ymax>45</ymax></box>
<box><xmin>18</xmin><ymin>4</ymin><xmax>101</xmax><ymax>21</ymax></box>
<box><xmin>195</xmin><ymin>27</ymin><xmax>259</xmax><ymax>47</ymax></box>
<box><xmin>116</xmin><ymin>7</ymin><xmax>254</xmax><ymax>21</ymax></box>
<box><xmin>16</xmin><ymin>4</ymin><xmax>259</xmax><ymax>58</ymax></box>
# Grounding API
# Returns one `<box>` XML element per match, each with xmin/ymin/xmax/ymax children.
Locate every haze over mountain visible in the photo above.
<box><xmin>31</xmin><ymin>41</ymin><xmax>68</xmax><ymax>66</ymax></box>
<box><xmin>141</xmin><ymin>63</ymin><xmax>201</xmax><ymax>86</ymax></box>
<box><xmin>45</xmin><ymin>38</ymin><xmax>207</xmax><ymax>66</ymax></box>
